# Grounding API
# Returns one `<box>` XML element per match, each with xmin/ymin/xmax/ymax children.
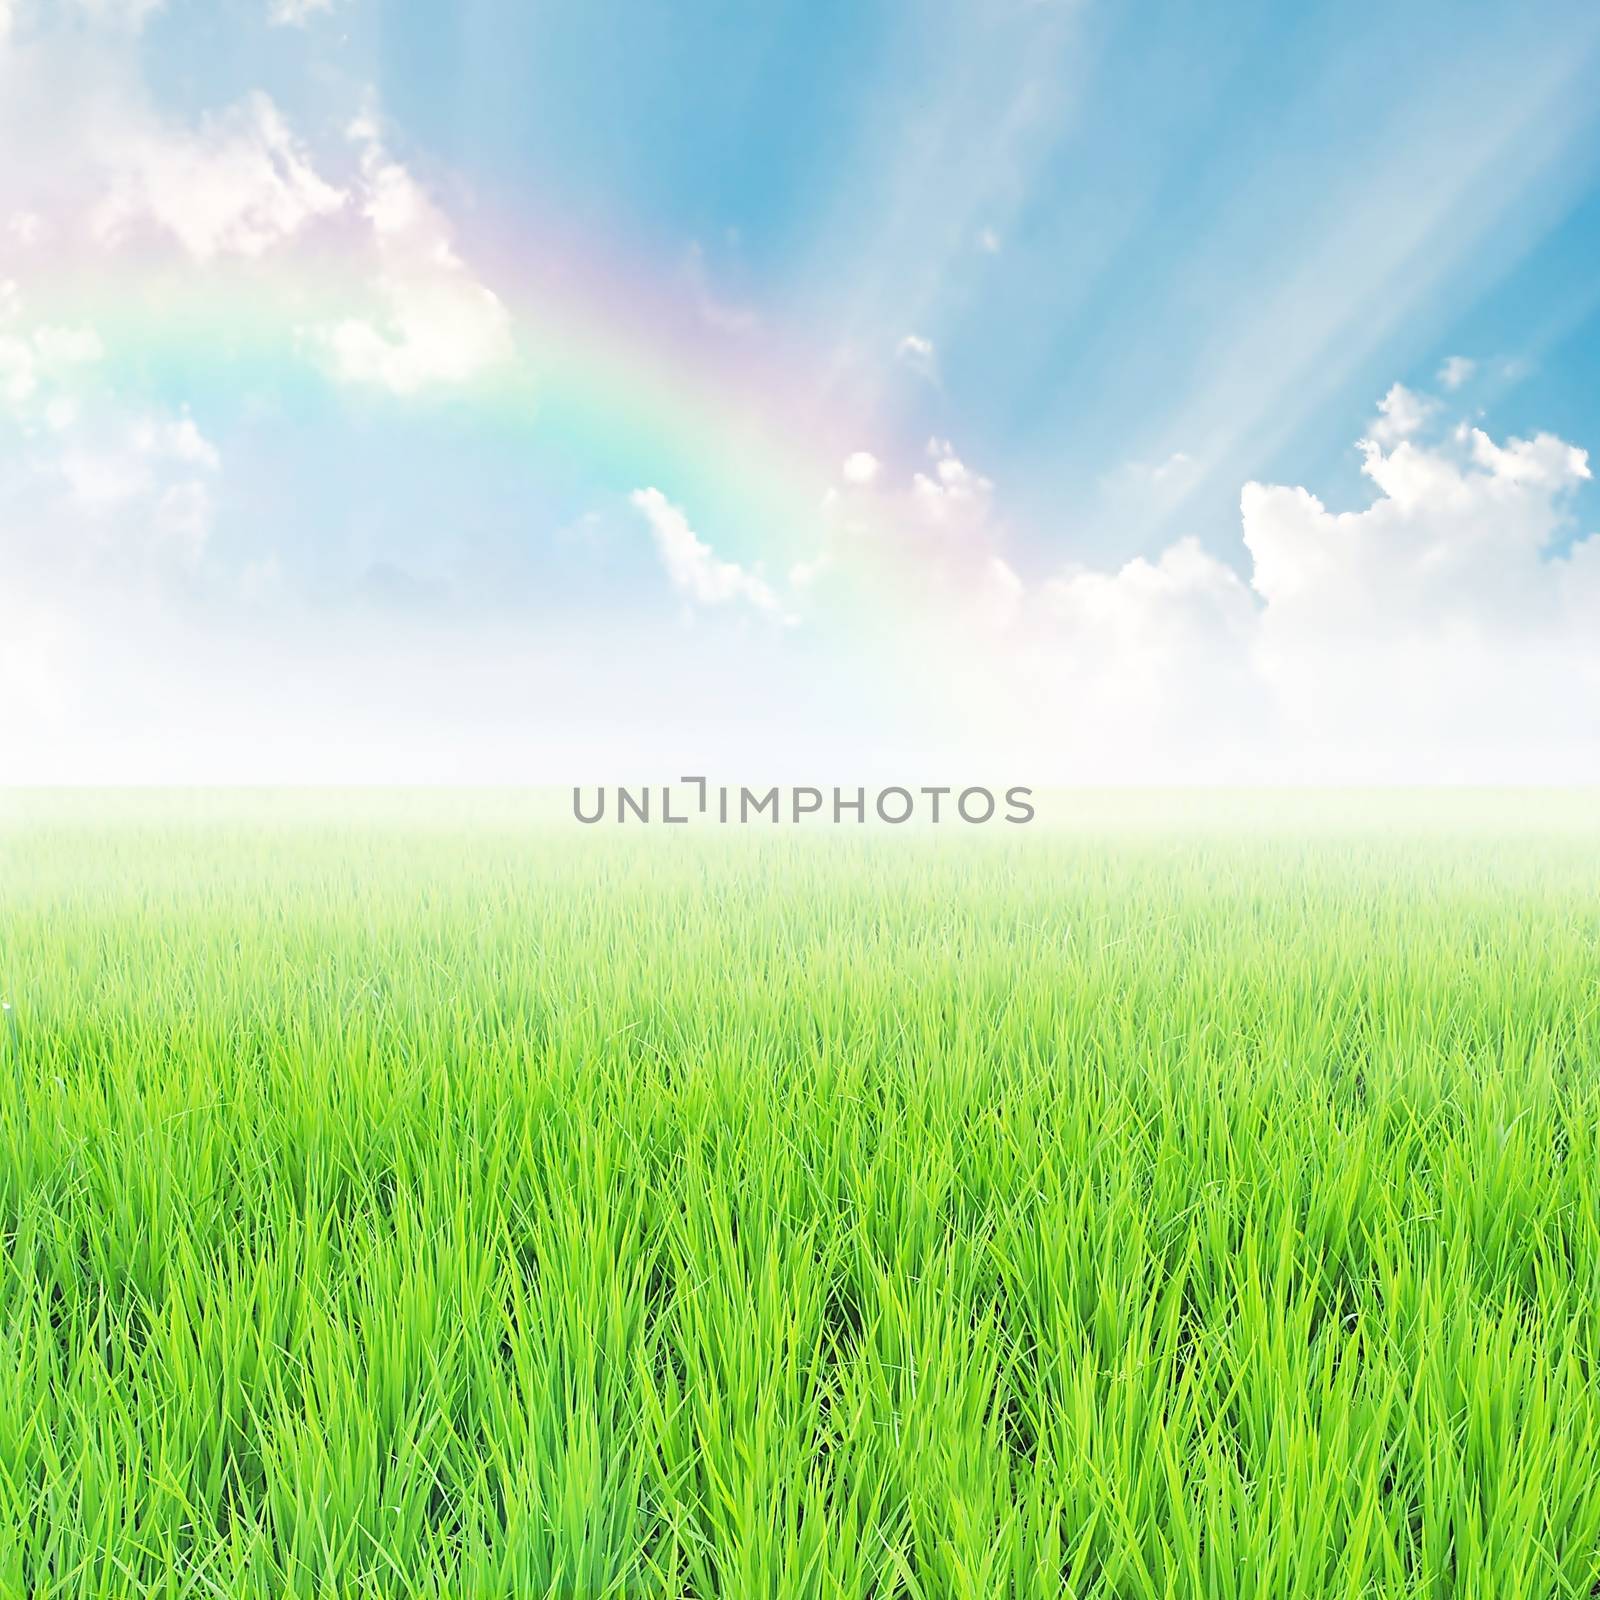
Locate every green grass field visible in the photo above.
<box><xmin>4</xmin><ymin>792</ymin><xmax>1600</xmax><ymax>1598</ymax></box>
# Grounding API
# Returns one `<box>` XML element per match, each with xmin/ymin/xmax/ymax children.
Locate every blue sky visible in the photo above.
<box><xmin>3</xmin><ymin>0</ymin><xmax>1600</xmax><ymax>780</ymax></box>
<box><xmin>358</xmin><ymin>0</ymin><xmax>1600</xmax><ymax>556</ymax></box>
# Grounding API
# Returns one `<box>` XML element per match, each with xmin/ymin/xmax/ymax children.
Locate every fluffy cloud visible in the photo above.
<box><xmin>0</xmin><ymin>282</ymin><xmax>103</xmax><ymax>421</ymax></box>
<box><xmin>3</xmin><ymin>17</ymin><xmax>503</xmax><ymax>398</ymax></box>
<box><xmin>1245</xmin><ymin>426</ymin><xmax>1589</xmax><ymax>618</ymax></box>
<box><xmin>1239</xmin><ymin>420</ymin><xmax>1596</xmax><ymax>773</ymax></box>
<box><xmin>1437</xmin><ymin>355</ymin><xmax>1476</xmax><ymax>391</ymax></box>
<box><xmin>0</xmin><ymin>16</ymin><xmax>342</xmax><ymax>269</ymax></box>
<box><xmin>912</xmin><ymin>437</ymin><xmax>994</xmax><ymax>517</ymax></box>
<box><xmin>316</xmin><ymin>123</ymin><xmax>513</xmax><ymax>394</ymax></box>
<box><xmin>1007</xmin><ymin>395</ymin><xmax>1599</xmax><ymax>778</ymax></box>
<box><xmin>1001</xmin><ymin>536</ymin><xmax>1265</xmax><ymax>773</ymax></box>
<box><xmin>0</xmin><ymin>324</ymin><xmax>95</xmax><ymax>413</ymax></box>
<box><xmin>92</xmin><ymin>92</ymin><xmax>343</xmax><ymax>260</ymax></box>
<box><xmin>630</xmin><ymin>488</ymin><xmax>779</xmax><ymax>614</ymax></box>
<box><xmin>1366</xmin><ymin>381</ymin><xmax>1436</xmax><ymax>446</ymax></box>
<box><xmin>1042</xmin><ymin>537</ymin><xmax>1255</xmax><ymax>682</ymax></box>
<box><xmin>841</xmin><ymin>450</ymin><xmax>880</xmax><ymax>485</ymax></box>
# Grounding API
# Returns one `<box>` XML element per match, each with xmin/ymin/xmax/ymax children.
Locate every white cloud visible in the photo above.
<box><xmin>0</xmin><ymin>286</ymin><xmax>103</xmax><ymax>418</ymax></box>
<box><xmin>912</xmin><ymin>437</ymin><xmax>994</xmax><ymax>518</ymax></box>
<box><xmin>630</xmin><ymin>488</ymin><xmax>779</xmax><ymax>614</ymax></box>
<box><xmin>1366</xmin><ymin>381</ymin><xmax>1436</xmax><ymax>446</ymax></box>
<box><xmin>1031</xmin><ymin>538</ymin><xmax>1260</xmax><ymax>747</ymax></box>
<box><xmin>895</xmin><ymin>332</ymin><xmax>936</xmax><ymax>379</ymax></box>
<box><xmin>977</xmin><ymin>227</ymin><xmax>1002</xmax><ymax>254</ymax></box>
<box><xmin>1246</xmin><ymin>424</ymin><xmax>1589</xmax><ymax>622</ymax></box>
<box><xmin>1240</xmin><ymin>414</ymin><xmax>1594</xmax><ymax>773</ymax></box>
<box><xmin>3</xmin><ymin>36</ymin><xmax>502</xmax><ymax>398</ymax></box>
<box><xmin>1437</xmin><ymin>354</ymin><xmax>1476</xmax><ymax>390</ymax></box>
<box><xmin>841</xmin><ymin>450</ymin><xmax>880</xmax><ymax>485</ymax></box>
<box><xmin>317</xmin><ymin>125</ymin><xmax>513</xmax><ymax>394</ymax></box>
<box><xmin>53</xmin><ymin>413</ymin><xmax>221</xmax><ymax>563</ymax></box>
<box><xmin>1044</xmin><ymin>536</ymin><xmax>1254</xmax><ymax>659</ymax></box>
<box><xmin>93</xmin><ymin>92</ymin><xmax>344</xmax><ymax>260</ymax></box>
<box><xmin>268</xmin><ymin>0</ymin><xmax>332</xmax><ymax>24</ymax></box>
<box><xmin>141</xmin><ymin>413</ymin><xmax>220</xmax><ymax>469</ymax></box>
<box><xmin>986</xmin><ymin>389</ymin><xmax>1600</xmax><ymax>778</ymax></box>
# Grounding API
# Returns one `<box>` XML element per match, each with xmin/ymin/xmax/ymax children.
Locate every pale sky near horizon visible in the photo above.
<box><xmin>3</xmin><ymin>0</ymin><xmax>1600</xmax><ymax>782</ymax></box>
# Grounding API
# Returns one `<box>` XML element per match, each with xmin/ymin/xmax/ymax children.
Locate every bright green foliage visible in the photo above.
<box><xmin>3</xmin><ymin>792</ymin><xmax>1600</xmax><ymax>1597</ymax></box>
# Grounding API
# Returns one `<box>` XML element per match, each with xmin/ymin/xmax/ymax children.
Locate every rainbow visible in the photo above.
<box><xmin>18</xmin><ymin>219</ymin><xmax>890</xmax><ymax>586</ymax></box>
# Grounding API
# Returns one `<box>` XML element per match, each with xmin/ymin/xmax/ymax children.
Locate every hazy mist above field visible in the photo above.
<box><xmin>3</xmin><ymin>0</ymin><xmax>1600</xmax><ymax>781</ymax></box>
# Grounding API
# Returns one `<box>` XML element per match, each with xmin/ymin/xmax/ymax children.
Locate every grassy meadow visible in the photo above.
<box><xmin>3</xmin><ymin>790</ymin><xmax>1600</xmax><ymax>1597</ymax></box>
